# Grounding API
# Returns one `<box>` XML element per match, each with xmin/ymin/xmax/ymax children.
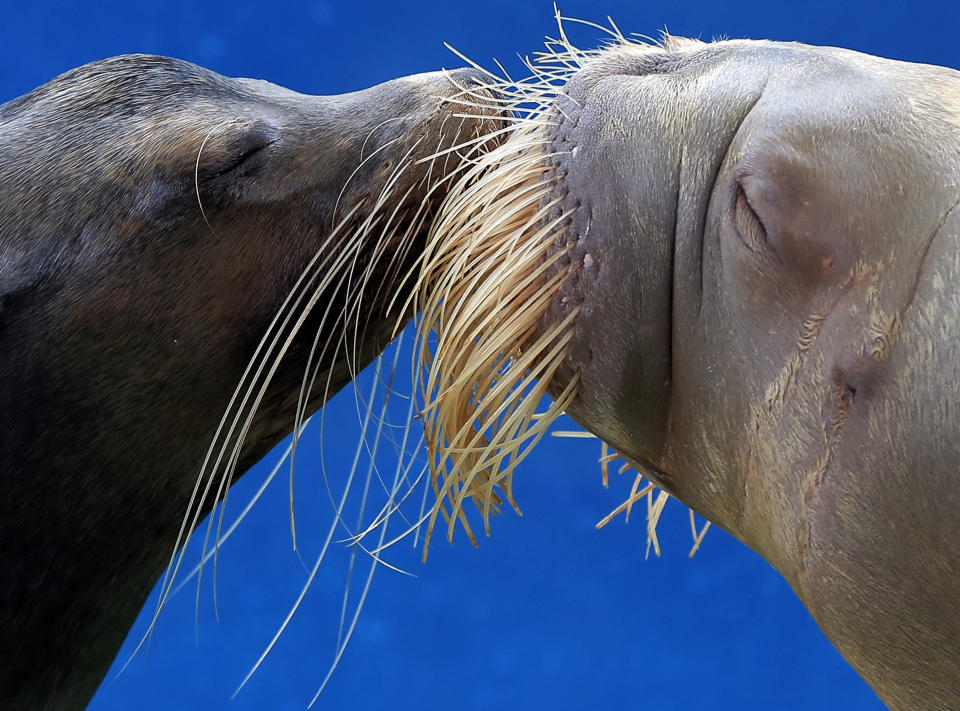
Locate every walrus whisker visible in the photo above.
<box><xmin>429</xmin><ymin>311</ymin><xmax>578</xmax><ymax>542</ymax></box>
<box><xmin>689</xmin><ymin>519</ymin><xmax>712</xmax><ymax>558</ymax></box>
<box><xmin>386</xmin><ymin>125</ymin><xmax>508</xmax><ymax>322</ymax></box>
<box><xmin>645</xmin><ymin>489</ymin><xmax>671</xmax><ymax>558</ymax></box>
<box><xmin>403</xmin><ymin>22</ymin><xmax>723</xmax><ymax>564</ymax></box>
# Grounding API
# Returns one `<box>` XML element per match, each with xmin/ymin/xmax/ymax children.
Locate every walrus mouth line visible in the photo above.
<box><xmin>411</xmin><ymin>12</ymin><xmax>709</xmax><ymax>559</ymax></box>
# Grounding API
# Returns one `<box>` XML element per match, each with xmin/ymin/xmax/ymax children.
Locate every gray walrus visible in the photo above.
<box><xmin>415</xmin><ymin>34</ymin><xmax>960</xmax><ymax>710</ymax></box>
<box><xmin>0</xmin><ymin>54</ymin><xmax>500</xmax><ymax>711</ymax></box>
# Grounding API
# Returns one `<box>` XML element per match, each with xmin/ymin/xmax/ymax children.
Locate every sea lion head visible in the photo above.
<box><xmin>0</xmin><ymin>54</ymin><xmax>503</xmax><ymax>710</ymax></box>
<box><xmin>417</xmin><ymin>35</ymin><xmax>960</xmax><ymax>709</ymax></box>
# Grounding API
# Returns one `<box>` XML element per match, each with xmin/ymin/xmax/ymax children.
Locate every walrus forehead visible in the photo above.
<box><xmin>552</xmin><ymin>36</ymin><xmax>960</xmax><ymax>123</ymax></box>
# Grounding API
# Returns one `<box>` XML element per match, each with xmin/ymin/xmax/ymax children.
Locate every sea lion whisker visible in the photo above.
<box><xmin>346</xmin><ymin>463</ymin><xmax>429</xmax><ymax>547</ymax></box>
<box><xmin>232</xmin><ymin>353</ymin><xmax>385</xmax><ymax>699</ymax></box>
<box><xmin>442</xmin><ymin>42</ymin><xmax>511</xmax><ymax>85</ymax></box>
<box><xmin>292</xmin><ymin>157</ymin><xmax>435</xmax><ymax>548</ymax></box>
<box><xmin>169</xmin><ymin>418</ymin><xmax>310</xmax><ymax>600</ymax></box>
<box><xmin>193</xmin><ymin>118</ymin><xmax>236</xmax><ymax>234</ymax></box>
<box><xmin>138</xmin><ymin>205</ymin><xmax>365</xmax><ymax>655</ymax></box>
<box><xmin>335</xmin><ymin>354</ymin><xmax>391</xmax><ymax>650</ymax></box>
<box><xmin>413</xmin><ymin>123</ymin><xmax>518</xmax><ymax>163</ymax></box>
<box><xmin>198</xmin><ymin>275</ymin><xmax>355</xmax><ymax>616</ymax></box>
<box><xmin>307</xmin><ymin>492</ymin><xmax>393</xmax><ymax>709</ymax></box>
<box><xmin>290</xmin><ymin>143</ymin><xmax>424</xmax><ymax>469</ymax></box>
<box><xmin>330</xmin><ymin>132</ymin><xmax>404</xmax><ymax>231</ymax></box>
<box><xmin>206</xmin><ymin>219</ymin><xmax>381</xmax><ymax>589</ymax></box>
<box><xmin>217</xmin><ymin>230</ymin><xmax>368</xmax><ymax>512</ymax></box>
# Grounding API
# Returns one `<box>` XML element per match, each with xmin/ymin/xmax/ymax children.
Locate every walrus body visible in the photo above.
<box><xmin>0</xmin><ymin>55</ymin><xmax>496</xmax><ymax>711</ymax></box>
<box><xmin>535</xmin><ymin>39</ymin><xmax>960</xmax><ymax>709</ymax></box>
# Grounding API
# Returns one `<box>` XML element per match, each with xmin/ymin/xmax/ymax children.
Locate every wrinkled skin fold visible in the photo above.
<box><xmin>0</xmin><ymin>55</ymin><xmax>498</xmax><ymax>711</ymax></box>
<box><xmin>537</xmin><ymin>39</ymin><xmax>960</xmax><ymax>709</ymax></box>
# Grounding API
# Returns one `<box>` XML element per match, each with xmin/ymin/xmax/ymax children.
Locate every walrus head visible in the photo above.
<box><xmin>416</xmin><ymin>30</ymin><xmax>960</xmax><ymax>709</ymax></box>
<box><xmin>0</xmin><ymin>54</ymin><xmax>503</xmax><ymax>710</ymax></box>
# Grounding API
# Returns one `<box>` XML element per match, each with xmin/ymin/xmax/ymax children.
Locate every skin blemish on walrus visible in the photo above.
<box><xmin>0</xmin><ymin>53</ymin><xmax>506</xmax><ymax>711</ymax></box>
<box><xmin>412</xmin><ymin>13</ymin><xmax>960</xmax><ymax>710</ymax></box>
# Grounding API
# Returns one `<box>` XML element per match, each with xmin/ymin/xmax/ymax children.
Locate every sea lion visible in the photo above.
<box><xmin>0</xmin><ymin>54</ymin><xmax>500</xmax><ymax>711</ymax></box>
<box><xmin>415</xmin><ymin>34</ymin><xmax>960</xmax><ymax>710</ymax></box>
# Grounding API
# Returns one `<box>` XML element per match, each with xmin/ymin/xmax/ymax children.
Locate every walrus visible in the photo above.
<box><xmin>415</xmin><ymin>29</ymin><xmax>960</xmax><ymax>710</ymax></box>
<box><xmin>0</xmin><ymin>54</ymin><xmax>502</xmax><ymax>711</ymax></box>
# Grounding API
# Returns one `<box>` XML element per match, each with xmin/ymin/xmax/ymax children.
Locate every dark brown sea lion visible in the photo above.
<box><xmin>416</xmin><ymin>34</ymin><xmax>960</xmax><ymax>710</ymax></box>
<box><xmin>0</xmin><ymin>54</ymin><xmax>499</xmax><ymax>711</ymax></box>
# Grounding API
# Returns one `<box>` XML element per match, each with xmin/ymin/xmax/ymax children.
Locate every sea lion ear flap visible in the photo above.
<box><xmin>191</xmin><ymin>117</ymin><xmax>281</xmax><ymax>183</ymax></box>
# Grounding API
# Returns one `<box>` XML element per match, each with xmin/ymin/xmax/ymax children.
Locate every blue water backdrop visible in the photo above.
<box><xmin>4</xmin><ymin>1</ymin><xmax>953</xmax><ymax>708</ymax></box>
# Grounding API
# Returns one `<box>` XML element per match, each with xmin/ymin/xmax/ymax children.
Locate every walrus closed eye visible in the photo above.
<box><xmin>0</xmin><ymin>54</ymin><xmax>503</xmax><ymax>711</ymax></box>
<box><xmin>416</xmin><ymin>21</ymin><xmax>960</xmax><ymax>711</ymax></box>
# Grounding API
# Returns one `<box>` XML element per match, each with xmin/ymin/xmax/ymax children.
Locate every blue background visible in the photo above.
<box><xmin>3</xmin><ymin>1</ymin><xmax>955</xmax><ymax>709</ymax></box>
